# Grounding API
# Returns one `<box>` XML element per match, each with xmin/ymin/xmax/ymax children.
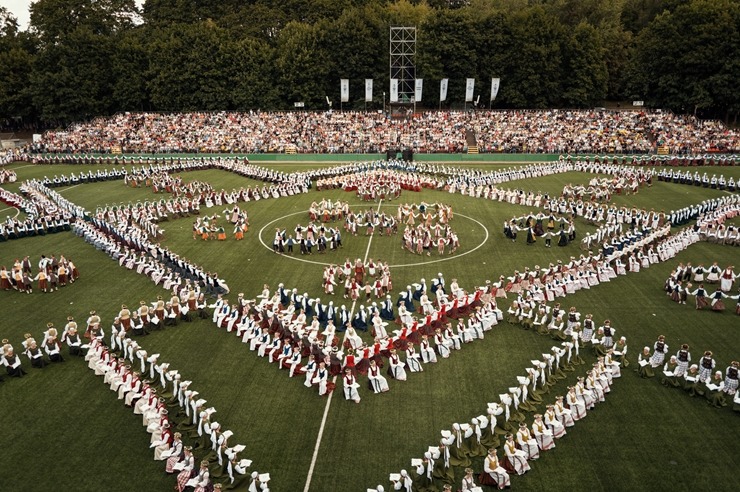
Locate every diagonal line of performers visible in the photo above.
<box><xmin>208</xmin><ymin>275</ymin><xmax>501</xmax><ymax>402</ymax></box>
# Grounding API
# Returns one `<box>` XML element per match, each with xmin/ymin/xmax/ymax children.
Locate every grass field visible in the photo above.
<box><xmin>1</xmin><ymin>160</ymin><xmax>738</xmax><ymax>492</ymax></box>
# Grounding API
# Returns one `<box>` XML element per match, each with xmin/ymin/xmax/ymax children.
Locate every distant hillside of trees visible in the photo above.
<box><xmin>0</xmin><ymin>0</ymin><xmax>737</xmax><ymax>127</ymax></box>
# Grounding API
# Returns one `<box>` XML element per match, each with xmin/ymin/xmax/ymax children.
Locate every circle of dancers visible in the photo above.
<box><xmin>1</xmin><ymin>254</ymin><xmax>79</xmax><ymax>294</ymax></box>
<box><xmin>665</xmin><ymin>263</ymin><xmax>739</xmax><ymax>313</ymax></box>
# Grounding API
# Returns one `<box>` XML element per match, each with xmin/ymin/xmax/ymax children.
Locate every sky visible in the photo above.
<box><xmin>4</xmin><ymin>0</ymin><xmax>33</xmax><ymax>30</ymax></box>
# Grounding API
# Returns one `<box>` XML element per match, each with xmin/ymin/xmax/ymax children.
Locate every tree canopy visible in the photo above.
<box><xmin>0</xmin><ymin>0</ymin><xmax>737</xmax><ymax>127</ymax></box>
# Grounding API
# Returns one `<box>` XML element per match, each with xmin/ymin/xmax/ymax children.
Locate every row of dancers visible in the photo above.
<box><xmin>386</xmin><ymin>352</ymin><xmax>618</xmax><ymax>491</ymax></box>
<box><xmin>637</xmin><ymin>340</ymin><xmax>739</xmax><ymax>411</ymax></box>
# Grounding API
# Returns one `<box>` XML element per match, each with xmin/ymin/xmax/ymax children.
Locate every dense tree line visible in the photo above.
<box><xmin>0</xmin><ymin>0</ymin><xmax>737</xmax><ymax>128</ymax></box>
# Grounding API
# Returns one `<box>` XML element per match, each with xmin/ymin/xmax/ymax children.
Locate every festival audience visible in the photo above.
<box><xmin>29</xmin><ymin>110</ymin><xmax>739</xmax><ymax>155</ymax></box>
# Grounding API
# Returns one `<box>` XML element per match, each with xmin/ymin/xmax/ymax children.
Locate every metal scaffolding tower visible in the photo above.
<box><xmin>389</xmin><ymin>27</ymin><xmax>416</xmax><ymax>105</ymax></box>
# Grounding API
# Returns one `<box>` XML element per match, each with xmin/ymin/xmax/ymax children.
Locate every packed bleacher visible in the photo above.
<box><xmin>29</xmin><ymin>110</ymin><xmax>740</xmax><ymax>155</ymax></box>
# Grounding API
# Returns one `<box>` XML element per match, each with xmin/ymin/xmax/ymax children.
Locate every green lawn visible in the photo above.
<box><xmin>1</xmin><ymin>161</ymin><xmax>738</xmax><ymax>492</ymax></box>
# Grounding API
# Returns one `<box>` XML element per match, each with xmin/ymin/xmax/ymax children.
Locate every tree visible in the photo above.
<box><xmin>274</xmin><ymin>21</ymin><xmax>332</xmax><ymax>109</ymax></box>
<box><xmin>621</xmin><ymin>0</ymin><xmax>689</xmax><ymax>34</ymax></box>
<box><xmin>467</xmin><ymin>0</ymin><xmax>530</xmax><ymax>13</ymax></box>
<box><xmin>418</xmin><ymin>8</ymin><xmax>480</xmax><ymax>106</ymax></box>
<box><xmin>547</xmin><ymin>0</ymin><xmax>626</xmax><ymax>28</ymax></box>
<box><xmin>111</xmin><ymin>28</ymin><xmax>151</xmax><ymax>111</ymax></box>
<box><xmin>322</xmin><ymin>5</ymin><xmax>387</xmax><ymax>107</ymax></box>
<box><xmin>30</xmin><ymin>25</ymin><xmax>116</xmax><ymax>122</ymax></box>
<box><xmin>7</xmin><ymin>0</ymin><xmax>735</xmax><ymax>120</ymax></box>
<box><xmin>561</xmin><ymin>22</ymin><xmax>609</xmax><ymax>107</ymax></box>
<box><xmin>141</xmin><ymin>0</ymin><xmax>202</xmax><ymax>25</ymax></box>
<box><xmin>386</xmin><ymin>0</ymin><xmax>433</xmax><ymax>27</ymax></box>
<box><xmin>628</xmin><ymin>0</ymin><xmax>740</xmax><ymax>119</ymax></box>
<box><xmin>498</xmin><ymin>6</ymin><xmax>568</xmax><ymax>108</ymax></box>
<box><xmin>0</xmin><ymin>8</ymin><xmax>36</xmax><ymax>124</ymax></box>
<box><xmin>0</xmin><ymin>6</ymin><xmax>19</xmax><ymax>36</ymax></box>
<box><xmin>30</xmin><ymin>0</ymin><xmax>139</xmax><ymax>44</ymax></box>
<box><xmin>474</xmin><ymin>10</ymin><xmax>510</xmax><ymax>107</ymax></box>
<box><xmin>219</xmin><ymin>3</ymin><xmax>290</xmax><ymax>42</ymax></box>
<box><xmin>229</xmin><ymin>37</ymin><xmax>279</xmax><ymax>109</ymax></box>
<box><xmin>26</xmin><ymin>0</ymin><xmax>141</xmax><ymax>123</ymax></box>
<box><xmin>146</xmin><ymin>21</ymin><xmax>233</xmax><ymax>111</ymax></box>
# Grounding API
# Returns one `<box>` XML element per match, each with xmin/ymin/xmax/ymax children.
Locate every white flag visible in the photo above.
<box><xmin>390</xmin><ymin>79</ymin><xmax>399</xmax><ymax>103</ymax></box>
<box><xmin>340</xmin><ymin>79</ymin><xmax>349</xmax><ymax>103</ymax></box>
<box><xmin>440</xmin><ymin>78</ymin><xmax>448</xmax><ymax>102</ymax></box>
<box><xmin>465</xmin><ymin>78</ymin><xmax>475</xmax><ymax>102</ymax></box>
<box><xmin>365</xmin><ymin>79</ymin><xmax>373</xmax><ymax>102</ymax></box>
<box><xmin>490</xmin><ymin>77</ymin><xmax>500</xmax><ymax>101</ymax></box>
<box><xmin>415</xmin><ymin>79</ymin><xmax>423</xmax><ymax>102</ymax></box>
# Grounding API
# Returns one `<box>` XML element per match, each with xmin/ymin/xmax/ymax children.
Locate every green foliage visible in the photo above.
<box><xmin>621</xmin><ymin>0</ymin><xmax>689</xmax><ymax>34</ymax></box>
<box><xmin>323</xmin><ymin>7</ymin><xmax>388</xmax><ymax>107</ymax></box>
<box><xmin>627</xmin><ymin>0</ymin><xmax>740</xmax><ymax>118</ymax></box>
<box><xmin>418</xmin><ymin>8</ymin><xmax>479</xmax><ymax>104</ymax></box>
<box><xmin>111</xmin><ymin>29</ymin><xmax>151</xmax><ymax>112</ymax></box>
<box><xmin>218</xmin><ymin>3</ymin><xmax>290</xmax><ymax>42</ymax></box>
<box><xmin>30</xmin><ymin>26</ymin><xmax>116</xmax><ymax>122</ymax></box>
<box><xmin>561</xmin><ymin>22</ymin><xmax>609</xmax><ymax>107</ymax></box>
<box><xmin>386</xmin><ymin>0</ymin><xmax>433</xmax><ymax>26</ymax></box>
<box><xmin>473</xmin><ymin>10</ymin><xmax>508</xmax><ymax>100</ymax></box>
<box><xmin>0</xmin><ymin>6</ymin><xmax>19</xmax><ymax>37</ymax></box>
<box><xmin>30</xmin><ymin>0</ymin><xmax>139</xmax><ymax>44</ymax></box>
<box><xmin>547</xmin><ymin>0</ymin><xmax>626</xmax><ymax>28</ymax></box>
<box><xmin>0</xmin><ymin>47</ymin><xmax>35</xmax><ymax>121</ymax></box>
<box><xmin>146</xmin><ymin>21</ymin><xmax>233</xmax><ymax>111</ymax></box>
<box><xmin>229</xmin><ymin>37</ymin><xmax>280</xmax><ymax>110</ymax></box>
<box><xmin>142</xmin><ymin>0</ymin><xmax>203</xmax><ymax>25</ymax></box>
<box><xmin>0</xmin><ymin>9</ymin><xmax>35</xmax><ymax>122</ymax></box>
<box><xmin>4</xmin><ymin>0</ymin><xmax>737</xmax><ymax>121</ymax></box>
<box><xmin>500</xmin><ymin>6</ymin><xmax>568</xmax><ymax>108</ymax></box>
<box><xmin>274</xmin><ymin>21</ymin><xmax>332</xmax><ymax>109</ymax></box>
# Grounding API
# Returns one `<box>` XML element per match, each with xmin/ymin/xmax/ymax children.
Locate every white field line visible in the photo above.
<box><xmin>258</xmin><ymin>209</ymin><xmax>490</xmax><ymax>269</ymax></box>
<box><xmin>58</xmin><ymin>183</ymin><xmax>82</xmax><ymax>193</ymax></box>
<box><xmin>302</xmin><ymin>199</ymin><xmax>383</xmax><ymax>492</ymax></box>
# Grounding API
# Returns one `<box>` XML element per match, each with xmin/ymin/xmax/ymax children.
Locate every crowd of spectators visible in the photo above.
<box><xmin>30</xmin><ymin>110</ymin><xmax>739</xmax><ymax>155</ymax></box>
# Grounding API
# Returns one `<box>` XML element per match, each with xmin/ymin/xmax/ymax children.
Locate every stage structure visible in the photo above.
<box><xmin>389</xmin><ymin>26</ymin><xmax>416</xmax><ymax>157</ymax></box>
<box><xmin>389</xmin><ymin>27</ymin><xmax>416</xmax><ymax>108</ymax></box>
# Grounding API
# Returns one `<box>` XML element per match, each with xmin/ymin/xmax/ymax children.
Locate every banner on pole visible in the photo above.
<box><xmin>365</xmin><ymin>79</ymin><xmax>373</xmax><ymax>102</ymax></box>
<box><xmin>415</xmin><ymin>79</ymin><xmax>423</xmax><ymax>102</ymax></box>
<box><xmin>390</xmin><ymin>79</ymin><xmax>399</xmax><ymax>103</ymax></box>
<box><xmin>440</xmin><ymin>78</ymin><xmax>448</xmax><ymax>102</ymax></box>
<box><xmin>340</xmin><ymin>79</ymin><xmax>349</xmax><ymax>103</ymax></box>
<box><xmin>465</xmin><ymin>78</ymin><xmax>475</xmax><ymax>102</ymax></box>
<box><xmin>490</xmin><ymin>77</ymin><xmax>500</xmax><ymax>101</ymax></box>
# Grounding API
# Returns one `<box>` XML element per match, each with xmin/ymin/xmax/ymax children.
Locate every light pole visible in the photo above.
<box><xmin>383</xmin><ymin>92</ymin><xmax>386</xmax><ymax>115</ymax></box>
